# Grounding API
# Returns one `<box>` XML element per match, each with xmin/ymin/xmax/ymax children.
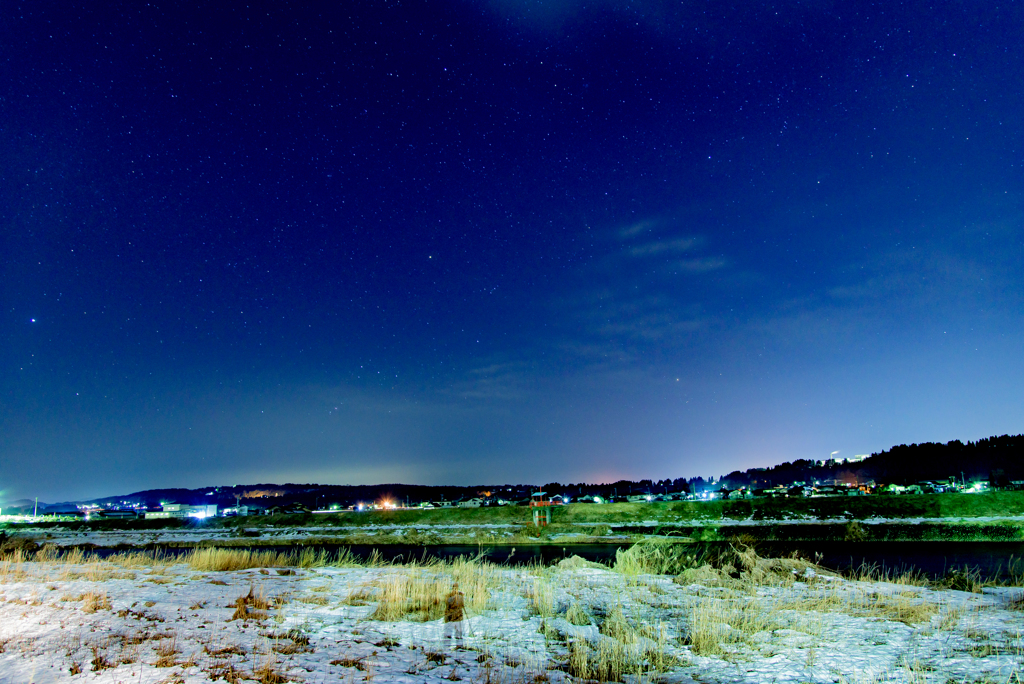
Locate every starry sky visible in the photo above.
<box><xmin>3</xmin><ymin>1</ymin><xmax>1023</xmax><ymax>502</ymax></box>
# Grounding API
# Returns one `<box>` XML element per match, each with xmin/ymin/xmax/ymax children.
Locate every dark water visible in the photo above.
<box><xmin>764</xmin><ymin>541</ymin><xmax>1024</xmax><ymax>579</ymax></box>
<box><xmin>91</xmin><ymin>541</ymin><xmax>1024</xmax><ymax>578</ymax></box>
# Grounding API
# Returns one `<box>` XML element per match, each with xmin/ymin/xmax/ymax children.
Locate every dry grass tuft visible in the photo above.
<box><xmin>154</xmin><ymin>637</ymin><xmax>180</xmax><ymax>668</ymax></box>
<box><xmin>565</xmin><ymin>601</ymin><xmax>592</xmax><ymax>626</ymax></box>
<box><xmin>864</xmin><ymin>591</ymin><xmax>938</xmax><ymax>625</ymax></box>
<box><xmin>600</xmin><ymin>605</ymin><xmax>637</xmax><ymax>644</ymax></box>
<box><xmin>331</xmin><ymin>656</ymin><xmax>366</xmax><ymax>669</ymax></box>
<box><xmin>527</xmin><ymin>577</ymin><xmax>555</xmax><ymax>617</ymax></box>
<box><xmin>229</xmin><ymin>586</ymin><xmax>271</xmax><ymax>621</ymax></box>
<box><xmin>205</xmin><ymin>643</ymin><xmax>247</xmax><ymax>657</ymax></box>
<box><xmin>343</xmin><ymin>585</ymin><xmax>376</xmax><ymax>605</ymax></box>
<box><xmin>268</xmin><ymin>630</ymin><xmax>311</xmax><ymax>655</ymax></box>
<box><xmin>207</xmin><ymin>662</ymin><xmax>247</xmax><ymax>683</ymax></box>
<box><xmin>90</xmin><ymin>647</ymin><xmax>116</xmax><ymax>672</ymax></box>
<box><xmin>81</xmin><ymin>591</ymin><xmax>112</xmax><ymax>613</ymax></box>
<box><xmin>253</xmin><ymin>657</ymin><xmax>290</xmax><ymax>683</ymax></box>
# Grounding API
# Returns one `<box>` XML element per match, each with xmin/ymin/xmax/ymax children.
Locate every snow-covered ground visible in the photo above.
<box><xmin>0</xmin><ymin>552</ymin><xmax>1021</xmax><ymax>683</ymax></box>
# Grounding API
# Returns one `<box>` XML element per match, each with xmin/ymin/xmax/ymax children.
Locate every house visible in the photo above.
<box><xmin>267</xmin><ymin>503</ymin><xmax>310</xmax><ymax>515</ymax></box>
<box><xmin>575</xmin><ymin>495</ymin><xmax>605</xmax><ymax>504</ymax></box>
<box><xmin>145</xmin><ymin>503</ymin><xmax>218</xmax><ymax>520</ymax></box>
<box><xmin>455</xmin><ymin>498</ymin><xmax>484</xmax><ymax>508</ymax></box>
<box><xmin>222</xmin><ymin>504</ymin><xmax>267</xmax><ymax>516</ymax></box>
<box><xmin>88</xmin><ymin>509</ymin><xmax>139</xmax><ymax>520</ymax></box>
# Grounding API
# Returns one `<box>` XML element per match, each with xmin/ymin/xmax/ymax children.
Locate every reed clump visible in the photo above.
<box><xmin>599</xmin><ymin>605</ymin><xmax>638</xmax><ymax>644</ymax></box>
<box><xmin>188</xmin><ymin>548</ymin><xmax>291</xmax><ymax>572</ymax></box>
<box><xmin>367</xmin><ymin>557</ymin><xmax>493</xmax><ymax>621</ymax></box>
<box><xmin>527</xmin><ymin>577</ymin><xmax>555</xmax><ymax>617</ymax></box>
<box><xmin>613</xmin><ymin>539</ymin><xmax>697</xmax><ymax>576</ymax></box>
<box><xmin>565</xmin><ymin>601</ymin><xmax>592</xmax><ymax>626</ymax></box>
<box><xmin>567</xmin><ymin>635</ymin><xmax>680</xmax><ymax>682</ymax></box>
<box><xmin>685</xmin><ymin>592</ymin><xmax>776</xmax><ymax>655</ymax></box>
<box><xmin>185</xmin><ymin>545</ymin><xmax>363</xmax><ymax>571</ymax></box>
<box><xmin>368</xmin><ymin>572</ymin><xmax>450</xmax><ymax>621</ymax></box>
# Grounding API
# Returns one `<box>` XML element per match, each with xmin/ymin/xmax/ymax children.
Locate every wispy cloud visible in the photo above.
<box><xmin>448</xmin><ymin>361</ymin><xmax>536</xmax><ymax>401</ymax></box>
<box><xmin>619</xmin><ymin>219</ymin><xmax>657</xmax><ymax>239</ymax></box>
<box><xmin>628</xmin><ymin>237</ymin><xmax>699</xmax><ymax>257</ymax></box>
<box><xmin>568</xmin><ymin>290</ymin><xmax>708</xmax><ymax>343</ymax></box>
<box><xmin>673</xmin><ymin>256</ymin><xmax>727</xmax><ymax>273</ymax></box>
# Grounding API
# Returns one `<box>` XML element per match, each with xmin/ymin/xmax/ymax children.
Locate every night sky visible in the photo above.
<box><xmin>3</xmin><ymin>1</ymin><xmax>1023</xmax><ymax>503</ymax></box>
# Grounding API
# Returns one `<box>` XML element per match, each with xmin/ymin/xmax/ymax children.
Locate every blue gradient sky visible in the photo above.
<box><xmin>2</xmin><ymin>1</ymin><xmax>1022</xmax><ymax>501</ymax></box>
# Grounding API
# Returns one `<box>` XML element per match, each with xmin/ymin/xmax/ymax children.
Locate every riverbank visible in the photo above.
<box><xmin>4</xmin><ymin>494</ymin><xmax>1024</xmax><ymax>554</ymax></box>
<box><xmin>7</xmin><ymin>517</ymin><xmax>1024</xmax><ymax>551</ymax></box>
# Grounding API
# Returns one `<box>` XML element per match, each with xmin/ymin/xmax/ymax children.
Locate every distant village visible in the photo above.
<box><xmin>1</xmin><ymin>468</ymin><xmax>1015</xmax><ymax>524</ymax></box>
<box><xmin>86</xmin><ymin>474</ymin><xmax>1008</xmax><ymax>522</ymax></box>
<box><xmin>3</xmin><ymin>434</ymin><xmax>1022</xmax><ymax>523</ymax></box>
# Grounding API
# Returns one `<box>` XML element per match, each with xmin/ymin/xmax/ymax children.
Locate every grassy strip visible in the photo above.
<box><xmin>12</xmin><ymin>492</ymin><xmax>1024</xmax><ymax>534</ymax></box>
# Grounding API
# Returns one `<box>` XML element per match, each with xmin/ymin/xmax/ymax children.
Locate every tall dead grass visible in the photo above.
<box><xmin>186</xmin><ymin>545</ymin><xmax>364</xmax><ymax>571</ymax></box>
<box><xmin>187</xmin><ymin>548</ymin><xmax>292</xmax><ymax>572</ymax></box>
<box><xmin>684</xmin><ymin>576</ymin><xmax>942</xmax><ymax>657</ymax></box>
<box><xmin>567</xmin><ymin>633</ymin><xmax>680</xmax><ymax>682</ymax></box>
<box><xmin>526</xmin><ymin>576</ymin><xmax>555</xmax><ymax>617</ymax></box>
<box><xmin>368</xmin><ymin>557</ymin><xmax>493</xmax><ymax>621</ymax></box>
<box><xmin>613</xmin><ymin>539</ymin><xmax>697</xmax><ymax>576</ymax></box>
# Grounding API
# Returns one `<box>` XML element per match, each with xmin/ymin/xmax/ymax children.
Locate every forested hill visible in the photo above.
<box><xmin>720</xmin><ymin>434</ymin><xmax>1024</xmax><ymax>490</ymax></box>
